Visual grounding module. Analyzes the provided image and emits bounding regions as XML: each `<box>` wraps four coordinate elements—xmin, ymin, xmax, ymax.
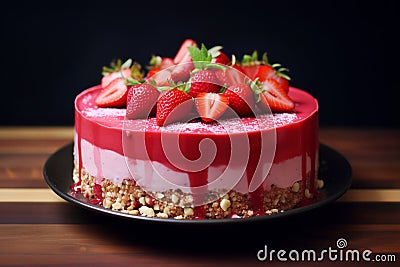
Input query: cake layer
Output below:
<box><xmin>74</xmin><ymin>86</ymin><xmax>318</xmax><ymax>208</ymax></box>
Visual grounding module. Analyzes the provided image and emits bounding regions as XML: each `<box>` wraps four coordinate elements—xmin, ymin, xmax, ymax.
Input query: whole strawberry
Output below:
<box><xmin>126</xmin><ymin>83</ymin><xmax>160</xmax><ymax>119</ymax></box>
<box><xmin>189</xmin><ymin>69</ymin><xmax>221</xmax><ymax>97</ymax></box>
<box><xmin>186</xmin><ymin>44</ymin><xmax>225</xmax><ymax>97</ymax></box>
<box><xmin>223</xmin><ymin>83</ymin><xmax>256</xmax><ymax>116</ymax></box>
<box><xmin>156</xmin><ymin>88</ymin><xmax>193</xmax><ymax>126</ymax></box>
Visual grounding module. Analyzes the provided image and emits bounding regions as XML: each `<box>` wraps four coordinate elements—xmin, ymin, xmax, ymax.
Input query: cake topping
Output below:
<box><xmin>257</xmin><ymin>78</ymin><xmax>295</xmax><ymax>112</ymax></box>
<box><xmin>194</xmin><ymin>92</ymin><xmax>229</xmax><ymax>123</ymax></box>
<box><xmin>95</xmin><ymin>77</ymin><xmax>128</xmax><ymax>108</ymax></box>
<box><xmin>156</xmin><ymin>87</ymin><xmax>193</xmax><ymax>126</ymax></box>
<box><xmin>93</xmin><ymin>39</ymin><xmax>297</xmax><ymax>124</ymax></box>
<box><xmin>126</xmin><ymin>83</ymin><xmax>160</xmax><ymax>119</ymax></box>
<box><xmin>223</xmin><ymin>82</ymin><xmax>256</xmax><ymax>116</ymax></box>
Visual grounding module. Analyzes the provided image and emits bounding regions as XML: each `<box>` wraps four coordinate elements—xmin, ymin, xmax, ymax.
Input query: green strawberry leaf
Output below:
<box><xmin>188</xmin><ymin>43</ymin><xmax>212</xmax><ymax>70</ymax></box>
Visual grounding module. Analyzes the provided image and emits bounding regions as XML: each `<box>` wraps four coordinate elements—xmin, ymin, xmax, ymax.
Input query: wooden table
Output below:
<box><xmin>0</xmin><ymin>127</ymin><xmax>399</xmax><ymax>266</ymax></box>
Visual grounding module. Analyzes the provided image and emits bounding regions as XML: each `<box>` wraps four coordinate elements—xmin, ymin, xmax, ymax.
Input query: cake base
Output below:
<box><xmin>71</xmin><ymin>164</ymin><xmax>323</xmax><ymax>219</ymax></box>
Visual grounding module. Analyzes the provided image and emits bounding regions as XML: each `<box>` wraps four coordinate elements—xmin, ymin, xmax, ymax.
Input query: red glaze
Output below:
<box><xmin>74</xmin><ymin>86</ymin><xmax>319</xmax><ymax>209</ymax></box>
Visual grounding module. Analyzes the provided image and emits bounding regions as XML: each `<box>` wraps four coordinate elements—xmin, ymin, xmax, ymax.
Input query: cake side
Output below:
<box><xmin>72</xmin><ymin>86</ymin><xmax>320</xmax><ymax>219</ymax></box>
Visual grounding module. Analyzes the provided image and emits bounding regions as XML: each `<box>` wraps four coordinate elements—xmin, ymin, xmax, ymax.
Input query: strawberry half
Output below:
<box><xmin>95</xmin><ymin>77</ymin><xmax>128</xmax><ymax>108</ymax></box>
<box><xmin>126</xmin><ymin>83</ymin><xmax>160</xmax><ymax>119</ymax></box>
<box><xmin>101</xmin><ymin>59</ymin><xmax>136</xmax><ymax>88</ymax></box>
<box><xmin>156</xmin><ymin>88</ymin><xmax>193</xmax><ymax>126</ymax></box>
<box><xmin>101</xmin><ymin>68</ymin><xmax>131</xmax><ymax>88</ymax></box>
<box><xmin>195</xmin><ymin>92</ymin><xmax>229</xmax><ymax>123</ymax></box>
<box><xmin>223</xmin><ymin>83</ymin><xmax>256</xmax><ymax>116</ymax></box>
<box><xmin>174</xmin><ymin>39</ymin><xmax>197</xmax><ymax>64</ymax></box>
<box><xmin>254</xmin><ymin>65</ymin><xmax>290</xmax><ymax>93</ymax></box>
<box><xmin>258</xmin><ymin>78</ymin><xmax>294</xmax><ymax>112</ymax></box>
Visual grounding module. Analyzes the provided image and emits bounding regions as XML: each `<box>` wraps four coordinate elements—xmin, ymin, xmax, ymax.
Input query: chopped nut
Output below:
<box><xmin>171</xmin><ymin>194</ymin><xmax>179</xmax><ymax>204</ymax></box>
<box><xmin>112</xmin><ymin>202</ymin><xmax>122</xmax><ymax>210</ymax></box>
<box><xmin>184</xmin><ymin>207</ymin><xmax>194</xmax><ymax>217</ymax></box>
<box><xmin>163</xmin><ymin>206</ymin><xmax>170</xmax><ymax>215</ymax></box>
<box><xmin>174</xmin><ymin>215</ymin><xmax>183</xmax><ymax>219</ymax></box>
<box><xmin>316</xmin><ymin>179</ymin><xmax>324</xmax><ymax>189</ymax></box>
<box><xmin>155</xmin><ymin>192</ymin><xmax>164</xmax><ymax>199</ymax></box>
<box><xmin>292</xmin><ymin>182</ymin><xmax>300</xmax><ymax>193</ymax></box>
<box><xmin>220</xmin><ymin>199</ymin><xmax>231</xmax><ymax>211</ymax></box>
<box><xmin>156</xmin><ymin>212</ymin><xmax>168</xmax><ymax>219</ymax></box>
<box><xmin>139</xmin><ymin>196</ymin><xmax>145</xmax><ymax>205</ymax></box>
<box><xmin>305</xmin><ymin>189</ymin><xmax>313</xmax><ymax>199</ymax></box>
<box><xmin>138</xmin><ymin>206</ymin><xmax>155</xmax><ymax>217</ymax></box>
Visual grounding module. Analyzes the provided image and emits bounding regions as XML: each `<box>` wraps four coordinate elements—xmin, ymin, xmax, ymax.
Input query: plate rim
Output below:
<box><xmin>43</xmin><ymin>143</ymin><xmax>352</xmax><ymax>225</ymax></box>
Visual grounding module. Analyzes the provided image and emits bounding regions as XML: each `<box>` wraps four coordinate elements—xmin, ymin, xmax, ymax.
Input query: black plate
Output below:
<box><xmin>43</xmin><ymin>143</ymin><xmax>352</xmax><ymax>225</ymax></box>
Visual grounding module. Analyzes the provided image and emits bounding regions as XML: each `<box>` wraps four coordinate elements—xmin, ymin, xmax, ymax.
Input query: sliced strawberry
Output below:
<box><xmin>254</xmin><ymin>65</ymin><xmax>275</xmax><ymax>82</ymax></box>
<box><xmin>241</xmin><ymin>65</ymin><xmax>259</xmax><ymax>80</ymax></box>
<box><xmin>258</xmin><ymin>78</ymin><xmax>294</xmax><ymax>112</ymax></box>
<box><xmin>174</xmin><ymin>39</ymin><xmax>197</xmax><ymax>64</ymax></box>
<box><xmin>147</xmin><ymin>67</ymin><xmax>161</xmax><ymax>78</ymax></box>
<box><xmin>95</xmin><ymin>78</ymin><xmax>128</xmax><ymax>108</ymax></box>
<box><xmin>195</xmin><ymin>92</ymin><xmax>229</xmax><ymax>123</ymax></box>
<box><xmin>189</xmin><ymin>70</ymin><xmax>221</xmax><ymax>97</ymax></box>
<box><xmin>156</xmin><ymin>89</ymin><xmax>193</xmax><ymax>126</ymax></box>
<box><xmin>274</xmin><ymin>75</ymin><xmax>290</xmax><ymax>94</ymax></box>
<box><xmin>223</xmin><ymin>83</ymin><xmax>256</xmax><ymax>116</ymax></box>
<box><xmin>254</xmin><ymin>65</ymin><xmax>290</xmax><ymax>93</ymax></box>
<box><xmin>147</xmin><ymin>57</ymin><xmax>175</xmax><ymax>79</ymax></box>
<box><xmin>126</xmin><ymin>83</ymin><xmax>160</xmax><ymax>119</ymax></box>
<box><xmin>159</xmin><ymin>57</ymin><xmax>175</xmax><ymax>69</ymax></box>
<box><xmin>101</xmin><ymin>68</ymin><xmax>131</xmax><ymax>88</ymax></box>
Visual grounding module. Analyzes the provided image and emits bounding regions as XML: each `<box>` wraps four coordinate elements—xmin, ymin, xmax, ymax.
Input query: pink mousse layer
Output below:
<box><xmin>74</xmin><ymin>86</ymin><xmax>319</xmax><ymax>199</ymax></box>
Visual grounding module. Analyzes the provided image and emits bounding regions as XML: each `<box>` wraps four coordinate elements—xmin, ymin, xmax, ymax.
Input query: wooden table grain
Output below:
<box><xmin>0</xmin><ymin>127</ymin><xmax>399</xmax><ymax>266</ymax></box>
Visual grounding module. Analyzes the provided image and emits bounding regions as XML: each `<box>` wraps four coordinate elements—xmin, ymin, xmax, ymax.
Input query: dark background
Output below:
<box><xmin>1</xmin><ymin>0</ymin><xmax>398</xmax><ymax>127</ymax></box>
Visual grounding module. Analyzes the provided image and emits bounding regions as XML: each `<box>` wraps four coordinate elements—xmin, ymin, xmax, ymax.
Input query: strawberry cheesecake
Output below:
<box><xmin>72</xmin><ymin>39</ymin><xmax>322</xmax><ymax>219</ymax></box>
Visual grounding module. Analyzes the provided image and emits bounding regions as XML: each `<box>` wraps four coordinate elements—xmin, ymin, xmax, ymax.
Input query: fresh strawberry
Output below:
<box><xmin>240</xmin><ymin>51</ymin><xmax>290</xmax><ymax>93</ymax></box>
<box><xmin>211</xmin><ymin>51</ymin><xmax>231</xmax><ymax>65</ymax></box>
<box><xmin>254</xmin><ymin>65</ymin><xmax>290</xmax><ymax>93</ymax></box>
<box><xmin>95</xmin><ymin>77</ymin><xmax>128</xmax><ymax>108</ymax></box>
<box><xmin>147</xmin><ymin>67</ymin><xmax>161</xmax><ymax>78</ymax></box>
<box><xmin>241</xmin><ymin>65</ymin><xmax>259</xmax><ymax>80</ymax></box>
<box><xmin>101</xmin><ymin>68</ymin><xmax>131</xmax><ymax>88</ymax></box>
<box><xmin>156</xmin><ymin>88</ymin><xmax>193</xmax><ymax>126</ymax></box>
<box><xmin>223</xmin><ymin>83</ymin><xmax>256</xmax><ymax>116</ymax></box>
<box><xmin>195</xmin><ymin>92</ymin><xmax>229</xmax><ymax>123</ymax></box>
<box><xmin>258</xmin><ymin>78</ymin><xmax>294</xmax><ymax>112</ymax></box>
<box><xmin>171</xmin><ymin>61</ymin><xmax>194</xmax><ymax>83</ymax></box>
<box><xmin>274</xmin><ymin>75</ymin><xmax>290</xmax><ymax>94</ymax></box>
<box><xmin>189</xmin><ymin>70</ymin><xmax>221</xmax><ymax>97</ymax></box>
<box><xmin>101</xmin><ymin>59</ymin><xmax>135</xmax><ymax>88</ymax></box>
<box><xmin>254</xmin><ymin>65</ymin><xmax>275</xmax><ymax>82</ymax></box>
<box><xmin>174</xmin><ymin>39</ymin><xmax>197</xmax><ymax>64</ymax></box>
<box><xmin>215</xmin><ymin>64</ymin><xmax>248</xmax><ymax>87</ymax></box>
<box><xmin>146</xmin><ymin>56</ymin><xmax>175</xmax><ymax>78</ymax></box>
<box><xmin>126</xmin><ymin>83</ymin><xmax>160</xmax><ymax>119</ymax></box>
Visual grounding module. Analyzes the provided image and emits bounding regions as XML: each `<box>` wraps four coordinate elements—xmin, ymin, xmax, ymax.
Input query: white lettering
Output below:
<box><xmin>362</xmin><ymin>250</ymin><xmax>372</xmax><ymax>261</ymax></box>
<box><xmin>277</xmin><ymin>250</ymin><xmax>287</xmax><ymax>261</ymax></box>
<box><xmin>257</xmin><ymin>245</ymin><xmax>267</xmax><ymax>261</ymax></box>
<box><xmin>288</xmin><ymin>250</ymin><xmax>299</xmax><ymax>261</ymax></box>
